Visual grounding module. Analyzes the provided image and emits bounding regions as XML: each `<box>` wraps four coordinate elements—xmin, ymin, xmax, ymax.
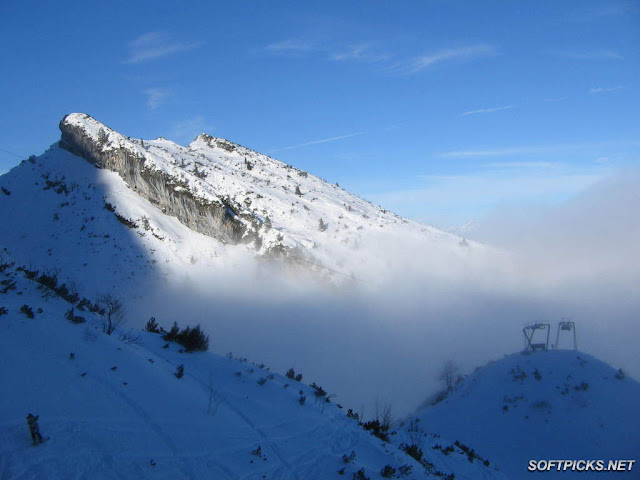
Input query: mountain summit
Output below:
<box><xmin>56</xmin><ymin>113</ymin><xmax>471</xmax><ymax>276</ymax></box>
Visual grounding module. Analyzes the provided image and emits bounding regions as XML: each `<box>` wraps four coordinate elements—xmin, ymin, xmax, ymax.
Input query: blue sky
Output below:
<box><xmin>1</xmin><ymin>0</ymin><xmax>638</xmax><ymax>228</ymax></box>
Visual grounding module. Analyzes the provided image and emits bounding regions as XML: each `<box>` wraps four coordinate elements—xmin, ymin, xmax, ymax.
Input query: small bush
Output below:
<box><xmin>298</xmin><ymin>395</ymin><xmax>306</xmax><ymax>405</ymax></box>
<box><xmin>97</xmin><ymin>128</ymin><xmax>109</xmax><ymax>145</ymax></box>
<box><xmin>0</xmin><ymin>259</ymin><xmax>12</xmax><ymax>273</ymax></box>
<box><xmin>0</xmin><ymin>306</ymin><xmax>8</xmax><ymax>315</ymax></box>
<box><xmin>36</xmin><ymin>272</ymin><xmax>58</xmax><ymax>290</ymax></box>
<box><xmin>310</xmin><ymin>382</ymin><xmax>327</xmax><ymax>398</ymax></box>
<box><xmin>162</xmin><ymin>322</ymin><xmax>209</xmax><ymax>352</ymax></box>
<box><xmin>342</xmin><ymin>451</ymin><xmax>356</xmax><ymax>464</ymax></box>
<box><xmin>114</xmin><ymin>213</ymin><xmax>137</xmax><ymax>229</ymax></box>
<box><xmin>285</xmin><ymin>368</ymin><xmax>303</xmax><ymax>382</ymax></box>
<box><xmin>430</xmin><ymin>388</ymin><xmax>450</xmax><ymax>405</ymax></box>
<box><xmin>0</xmin><ymin>279</ymin><xmax>16</xmax><ymax>294</ymax></box>
<box><xmin>401</xmin><ymin>443</ymin><xmax>423</xmax><ymax>463</ymax></box>
<box><xmin>20</xmin><ymin>305</ymin><xmax>34</xmax><ymax>318</ymax></box>
<box><xmin>145</xmin><ymin>317</ymin><xmax>161</xmax><ymax>333</ymax></box>
<box><xmin>453</xmin><ymin>440</ymin><xmax>489</xmax><ymax>466</ymax></box>
<box><xmin>163</xmin><ymin>321</ymin><xmax>180</xmax><ymax>341</ymax></box>
<box><xmin>175</xmin><ymin>365</ymin><xmax>184</xmax><ymax>379</ymax></box>
<box><xmin>352</xmin><ymin>468</ymin><xmax>369</xmax><ymax>480</ymax></box>
<box><xmin>574</xmin><ymin>381</ymin><xmax>589</xmax><ymax>391</ymax></box>
<box><xmin>380</xmin><ymin>465</ymin><xmax>396</xmax><ymax>478</ymax></box>
<box><xmin>56</xmin><ymin>283</ymin><xmax>79</xmax><ymax>304</ymax></box>
<box><xmin>362</xmin><ymin>419</ymin><xmax>390</xmax><ymax>442</ymax></box>
<box><xmin>140</xmin><ymin>216</ymin><xmax>151</xmax><ymax>231</ymax></box>
<box><xmin>510</xmin><ymin>366</ymin><xmax>527</xmax><ymax>381</ymax></box>
<box><xmin>175</xmin><ymin>324</ymin><xmax>209</xmax><ymax>352</ymax></box>
<box><xmin>615</xmin><ymin>368</ymin><xmax>625</xmax><ymax>380</ymax></box>
<box><xmin>20</xmin><ymin>267</ymin><xmax>38</xmax><ymax>280</ymax></box>
<box><xmin>97</xmin><ymin>294</ymin><xmax>125</xmax><ymax>335</ymax></box>
<box><xmin>65</xmin><ymin>308</ymin><xmax>86</xmax><ymax>324</ymax></box>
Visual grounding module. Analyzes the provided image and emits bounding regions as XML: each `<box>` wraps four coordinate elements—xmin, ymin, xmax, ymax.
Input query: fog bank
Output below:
<box><xmin>128</xmin><ymin>168</ymin><xmax>640</xmax><ymax>418</ymax></box>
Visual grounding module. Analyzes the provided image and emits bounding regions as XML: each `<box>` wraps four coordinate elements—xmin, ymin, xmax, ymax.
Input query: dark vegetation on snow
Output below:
<box><xmin>144</xmin><ymin>317</ymin><xmax>209</xmax><ymax>352</ymax></box>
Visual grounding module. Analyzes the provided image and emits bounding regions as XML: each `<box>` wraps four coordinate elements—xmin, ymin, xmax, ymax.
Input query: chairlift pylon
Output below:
<box><xmin>523</xmin><ymin>323</ymin><xmax>551</xmax><ymax>352</ymax></box>
<box><xmin>556</xmin><ymin>319</ymin><xmax>577</xmax><ymax>350</ymax></box>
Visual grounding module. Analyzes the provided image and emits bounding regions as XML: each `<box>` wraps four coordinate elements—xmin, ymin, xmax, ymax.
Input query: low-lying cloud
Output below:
<box><xmin>126</xmin><ymin>167</ymin><xmax>639</xmax><ymax>419</ymax></box>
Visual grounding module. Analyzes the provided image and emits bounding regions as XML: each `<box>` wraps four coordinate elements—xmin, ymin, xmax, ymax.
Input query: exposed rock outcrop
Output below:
<box><xmin>59</xmin><ymin>114</ymin><xmax>246</xmax><ymax>244</ymax></box>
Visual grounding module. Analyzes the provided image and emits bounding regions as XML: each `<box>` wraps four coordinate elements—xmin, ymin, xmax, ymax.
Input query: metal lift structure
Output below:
<box><xmin>523</xmin><ymin>323</ymin><xmax>551</xmax><ymax>352</ymax></box>
<box><xmin>555</xmin><ymin>319</ymin><xmax>577</xmax><ymax>350</ymax></box>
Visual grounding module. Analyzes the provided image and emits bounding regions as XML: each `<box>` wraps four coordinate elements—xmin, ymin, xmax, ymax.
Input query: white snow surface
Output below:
<box><xmin>405</xmin><ymin>350</ymin><xmax>640</xmax><ymax>479</ymax></box>
<box><xmin>61</xmin><ymin>113</ymin><xmax>481</xmax><ymax>280</ymax></box>
<box><xmin>0</xmin><ymin>261</ymin><xmax>503</xmax><ymax>479</ymax></box>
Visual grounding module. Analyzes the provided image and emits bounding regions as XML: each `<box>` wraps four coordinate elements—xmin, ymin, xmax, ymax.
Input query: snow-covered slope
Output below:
<box><xmin>0</xmin><ymin>112</ymin><xmax>493</xmax><ymax>306</ymax></box>
<box><xmin>405</xmin><ymin>350</ymin><xmax>640</xmax><ymax>479</ymax></box>
<box><xmin>0</xmin><ymin>114</ymin><xmax>507</xmax><ymax>422</ymax></box>
<box><xmin>0</xmin><ymin>258</ymin><xmax>502</xmax><ymax>480</ymax></box>
<box><xmin>0</xmin><ymin>141</ymin><xmax>246</xmax><ymax>299</ymax></box>
<box><xmin>57</xmin><ymin>113</ymin><xmax>476</xmax><ymax>279</ymax></box>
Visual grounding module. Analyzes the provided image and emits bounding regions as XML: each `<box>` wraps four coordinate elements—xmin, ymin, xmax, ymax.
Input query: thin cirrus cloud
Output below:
<box><xmin>551</xmin><ymin>49</ymin><xmax>622</xmax><ymax>60</ymax></box>
<box><xmin>263</xmin><ymin>39</ymin><xmax>316</xmax><ymax>55</ymax></box>
<box><xmin>271</xmin><ymin>131</ymin><xmax>365</xmax><ymax>153</ymax></box>
<box><xmin>482</xmin><ymin>161</ymin><xmax>561</xmax><ymax>169</ymax></box>
<box><xmin>589</xmin><ymin>86</ymin><xmax>624</xmax><ymax>94</ymax></box>
<box><xmin>264</xmin><ymin>39</ymin><xmax>388</xmax><ymax>63</ymax></box>
<box><xmin>439</xmin><ymin>145</ymin><xmax>557</xmax><ymax>158</ymax></box>
<box><xmin>329</xmin><ymin>44</ymin><xmax>390</xmax><ymax>63</ymax></box>
<box><xmin>387</xmin><ymin>44</ymin><xmax>496</xmax><ymax>75</ymax></box>
<box><xmin>262</xmin><ymin>39</ymin><xmax>494</xmax><ymax>73</ymax></box>
<box><xmin>543</xmin><ymin>96</ymin><xmax>568</xmax><ymax>103</ymax></box>
<box><xmin>570</xmin><ymin>2</ymin><xmax>638</xmax><ymax>22</ymax></box>
<box><xmin>462</xmin><ymin>104</ymin><xmax>516</xmax><ymax>116</ymax></box>
<box><xmin>438</xmin><ymin>140</ymin><xmax>640</xmax><ymax>159</ymax></box>
<box><xmin>126</xmin><ymin>32</ymin><xmax>205</xmax><ymax>64</ymax></box>
<box><xmin>143</xmin><ymin>88</ymin><xmax>170</xmax><ymax>110</ymax></box>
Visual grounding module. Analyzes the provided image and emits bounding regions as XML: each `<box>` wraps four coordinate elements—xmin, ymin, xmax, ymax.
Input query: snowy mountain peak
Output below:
<box><xmin>53</xmin><ymin>113</ymin><xmax>475</xmax><ymax>280</ymax></box>
<box><xmin>189</xmin><ymin>133</ymin><xmax>244</xmax><ymax>153</ymax></box>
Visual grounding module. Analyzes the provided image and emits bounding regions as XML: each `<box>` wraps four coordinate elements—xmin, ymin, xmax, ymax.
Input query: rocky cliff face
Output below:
<box><xmin>59</xmin><ymin>114</ymin><xmax>247</xmax><ymax>245</ymax></box>
<box><xmin>54</xmin><ymin>113</ymin><xmax>470</xmax><ymax>279</ymax></box>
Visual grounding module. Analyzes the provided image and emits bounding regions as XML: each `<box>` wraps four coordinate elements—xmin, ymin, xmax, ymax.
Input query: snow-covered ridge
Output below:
<box><xmin>59</xmin><ymin>113</ymin><xmax>471</xmax><ymax>272</ymax></box>
<box><xmin>60</xmin><ymin>113</ymin><xmax>249</xmax><ymax>245</ymax></box>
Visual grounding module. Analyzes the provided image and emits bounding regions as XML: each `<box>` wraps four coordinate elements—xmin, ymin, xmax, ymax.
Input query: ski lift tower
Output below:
<box><xmin>556</xmin><ymin>319</ymin><xmax>577</xmax><ymax>350</ymax></box>
<box><xmin>523</xmin><ymin>323</ymin><xmax>551</xmax><ymax>352</ymax></box>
